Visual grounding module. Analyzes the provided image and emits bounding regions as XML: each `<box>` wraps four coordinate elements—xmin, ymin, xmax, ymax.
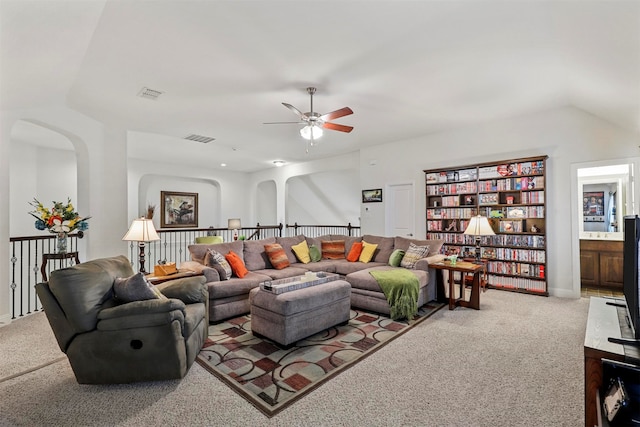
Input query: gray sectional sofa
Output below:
<box><xmin>181</xmin><ymin>234</ymin><xmax>445</xmax><ymax>323</ymax></box>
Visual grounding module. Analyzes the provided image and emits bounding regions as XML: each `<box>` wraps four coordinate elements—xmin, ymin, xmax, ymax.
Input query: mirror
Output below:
<box><xmin>577</xmin><ymin>163</ymin><xmax>634</xmax><ymax>240</ymax></box>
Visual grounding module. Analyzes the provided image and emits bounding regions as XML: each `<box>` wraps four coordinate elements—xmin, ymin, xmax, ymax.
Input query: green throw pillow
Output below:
<box><xmin>389</xmin><ymin>249</ymin><xmax>406</xmax><ymax>267</ymax></box>
<box><xmin>309</xmin><ymin>244</ymin><xmax>322</xmax><ymax>262</ymax></box>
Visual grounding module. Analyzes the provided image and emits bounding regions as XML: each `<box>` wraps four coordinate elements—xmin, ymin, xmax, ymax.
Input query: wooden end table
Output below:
<box><xmin>41</xmin><ymin>252</ymin><xmax>81</xmax><ymax>282</ymax></box>
<box><xmin>145</xmin><ymin>269</ymin><xmax>197</xmax><ymax>285</ymax></box>
<box><xmin>430</xmin><ymin>260</ymin><xmax>486</xmax><ymax>310</ymax></box>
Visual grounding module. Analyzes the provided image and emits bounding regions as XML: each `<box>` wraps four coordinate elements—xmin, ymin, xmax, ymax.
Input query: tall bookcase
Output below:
<box><xmin>424</xmin><ymin>155</ymin><xmax>548</xmax><ymax>296</ymax></box>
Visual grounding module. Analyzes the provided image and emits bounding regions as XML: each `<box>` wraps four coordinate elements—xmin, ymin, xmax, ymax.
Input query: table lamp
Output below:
<box><xmin>228</xmin><ymin>218</ymin><xmax>241</xmax><ymax>240</ymax></box>
<box><xmin>463</xmin><ymin>215</ymin><xmax>495</xmax><ymax>264</ymax></box>
<box><xmin>123</xmin><ymin>217</ymin><xmax>160</xmax><ymax>274</ymax></box>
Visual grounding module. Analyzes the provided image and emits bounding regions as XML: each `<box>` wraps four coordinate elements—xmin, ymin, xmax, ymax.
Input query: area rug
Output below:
<box><xmin>196</xmin><ymin>301</ymin><xmax>444</xmax><ymax>417</ymax></box>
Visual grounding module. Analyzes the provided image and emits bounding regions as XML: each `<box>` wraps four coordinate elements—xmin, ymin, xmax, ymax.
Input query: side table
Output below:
<box><xmin>41</xmin><ymin>252</ymin><xmax>81</xmax><ymax>282</ymax></box>
<box><xmin>146</xmin><ymin>269</ymin><xmax>197</xmax><ymax>285</ymax></box>
<box><xmin>430</xmin><ymin>260</ymin><xmax>486</xmax><ymax>310</ymax></box>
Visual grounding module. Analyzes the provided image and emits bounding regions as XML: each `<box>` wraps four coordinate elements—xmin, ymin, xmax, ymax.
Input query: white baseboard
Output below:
<box><xmin>549</xmin><ymin>288</ymin><xmax>580</xmax><ymax>299</ymax></box>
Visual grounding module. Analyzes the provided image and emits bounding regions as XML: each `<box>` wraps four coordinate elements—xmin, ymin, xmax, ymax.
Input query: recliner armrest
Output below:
<box><xmin>98</xmin><ymin>298</ymin><xmax>186</xmax><ymax>320</ymax></box>
<box><xmin>156</xmin><ymin>276</ymin><xmax>208</xmax><ymax>304</ymax></box>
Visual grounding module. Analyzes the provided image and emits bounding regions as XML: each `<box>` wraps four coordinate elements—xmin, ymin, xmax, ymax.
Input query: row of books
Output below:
<box><xmin>426</xmin><ymin>181</ymin><xmax>478</xmax><ymax>195</ymax></box>
<box><xmin>426</xmin><ymin>207</ymin><xmax>476</xmax><ymax>219</ymax></box>
<box><xmin>425</xmin><ymin>168</ymin><xmax>478</xmax><ymax>184</ymax></box>
<box><xmin>478</xmin><ymin>160</ymin><xmax>545</xmax><ymax>179</ymax></box>
<box><xmin>482</xmin><ymin>247</ymin><xmax>546</xmax><ymax>263</ymax></box>
<box><xmin>487</xmin><ymin>275</ymin><xmax>547</xmax><ymax>293</ymax></box>
<box><xmin>432</xmin><ymin>233</ymin><xmax>546</xmax><ymax>248</ymax></box>
<box><xmin>427</xmin><ymin>219</ymin><xmax>471</xmax><ymax>232</ymax></box>
<box><xmin>521</xmin><ymin>191</ymin><xmax>544</xmax><ymax>204</ymax></box>
<box><xmin>478</xmin><ymin>176</ymin><xmax>544</xmax><ymax>191</ymax></box>
<box><xmin>486</xmin><ymin>261</ymin><xmax>545</xmax><ymax>278</ymax></box>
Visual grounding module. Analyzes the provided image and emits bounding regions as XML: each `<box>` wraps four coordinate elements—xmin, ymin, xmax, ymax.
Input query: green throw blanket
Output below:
<box><xmin>369</xmin><ymin>269</ymin><xmax>419</xmax><ymax>321</ymax></box>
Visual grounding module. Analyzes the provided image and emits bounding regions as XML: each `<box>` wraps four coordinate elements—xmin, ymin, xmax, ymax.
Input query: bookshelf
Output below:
<box><xmin>425</xmin><ymin>155</ymin><xmax>548</xmax><ymax>296</ymax></box>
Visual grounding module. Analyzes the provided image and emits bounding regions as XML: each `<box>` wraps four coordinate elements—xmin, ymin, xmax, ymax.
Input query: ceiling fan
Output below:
<box><xmin>264</xmin><ymin>87</ymin><xmax>354</xmax><ymax>151</ymax></box>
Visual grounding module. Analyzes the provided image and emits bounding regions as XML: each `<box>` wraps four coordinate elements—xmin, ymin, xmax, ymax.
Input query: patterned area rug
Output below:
<box><xmin>196</xmin><ymin>301</ymin><xmax>444</xmax><ymax>416</ymax></box>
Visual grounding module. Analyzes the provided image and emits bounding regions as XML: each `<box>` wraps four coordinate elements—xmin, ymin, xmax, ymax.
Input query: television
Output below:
<box><xmin>609</xmin><ymin>215</ymin><xmax>640</xmax><ymax>345</ymax></box>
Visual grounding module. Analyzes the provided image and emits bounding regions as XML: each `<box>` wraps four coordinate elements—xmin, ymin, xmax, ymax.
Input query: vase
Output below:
<box><xmin>56</xmin><ymin>232</ymin><xmax>68</xmax><ymax>253</ymax></box>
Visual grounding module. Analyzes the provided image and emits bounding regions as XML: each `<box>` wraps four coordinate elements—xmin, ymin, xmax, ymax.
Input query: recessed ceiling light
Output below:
<box><xmin>273</xmin><ymin>160</ymin><xmax>286</xmax><ymax>167</ymax></box>
<box><xmin>220</xmin><ymin>163</ymin><xmax>227</xmax><ymax>167</ymax></box>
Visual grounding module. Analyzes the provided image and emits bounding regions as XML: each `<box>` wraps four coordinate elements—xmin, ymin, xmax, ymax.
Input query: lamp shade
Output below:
<box><xmin>228</xmin><ymin>218</ymin><xmax>241</xmax><ymax>230</ymax></box>
<box><xmin>463</xmin><ymin>215</ymin><xmax>495</xmax><ymax>236</ymax></box>
<box><xmin>300</xmin><ymin>125</ymin><xmax>323</xmax><ymax>140</ymax></box>
<box><xmin>123</xmin><ymin>217</ymin><xmax>160</xmax><ymax>242</ymax></box>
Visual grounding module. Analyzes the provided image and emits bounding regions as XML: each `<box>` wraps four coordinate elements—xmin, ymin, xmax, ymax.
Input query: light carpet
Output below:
<box><xmin>0</xmin><ymin>290</ymin><xmax>589</xmax><ymax>426</ymax></box>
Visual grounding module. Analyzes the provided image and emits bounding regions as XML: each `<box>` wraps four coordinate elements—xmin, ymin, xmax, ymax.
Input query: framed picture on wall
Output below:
<box><xmin>362</xmin><ymin>189</ymin><xmax>383</xmax><ymax>203</ymax></box>
<box><xmin>583</xmin><ymin>191</ymin><xmax>605</xmax><ymax>222</ymax></box>
<box><xmin>161</xmin><ymin>191</ymin><xmax>198</xmax><ymax>228</ymax></box>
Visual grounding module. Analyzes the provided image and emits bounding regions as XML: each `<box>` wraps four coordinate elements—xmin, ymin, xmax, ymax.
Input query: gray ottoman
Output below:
<box><xmin>249</xmin><ymin>280</ymin><xmax>351</xmax><ymax>346</ymax></box>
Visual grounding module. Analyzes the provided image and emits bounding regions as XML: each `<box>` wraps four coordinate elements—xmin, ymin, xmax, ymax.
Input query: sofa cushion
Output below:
<box><xmin>359</xmin><ymin>241</ymin><xmax>378</xmax><ymax>263</ymax></box>
<box><xmin>361</xmin><ymin>235</ymin><xmax>395</xmax><ymax>263</ymax></box>
<box><xmin>400</xmin><ymin>243</ymin><xmax>430</xmax><ymax>269</ymax></box>
<box><xmin>346</xmin><ymin>242</ymin><xmax>363</xmax><ymax>262</ymax></box>
<box><xmin>252</xmin><ymin>266</ymin><xmax>309</xmax><ymax>280</ymax></box>
<box><xmin>346</xmin><ymin>265</ymin><xmax>429</xmax><ymax>293</ymax></box>
<box><xmin>189</xmin><ymin>241</ymin><xmax>244</xmax><ymax>264</ymax></box>
<box><xmin>291</xmin><ymin>240</ymin><xmax>311</xmax><ymax>264</ymax></box>
<box><xmin>206</xmin><ymin>272</ymin><xmax>269</xmax><ymax>299</ymax></box>
<box><xmin>264</xmin><ymin>243</ymin><xmax>290</xmax><ymax>270</ymax></box>
<box><xmin>114</xmin><ymin>272</ymin><xmax>165</xmax><ymax>303</ymax></box>
<box><xmin>389</xmin><ymin>249</ymin><xmax>406</xmax><ymax>267</ymax></box>
<box><xmin>243</xmin><ymin>237</ymin><xmax>276</xmax><ymax>271</ymax></box>
<box><xmin>309</xmin><ymin>244</ymin><xmax>322</xmax><ymax>262</ymax></box>
<box><xmin>321</xmin><ymin>240</ymin><xmax>346</xmax><ymax>260</ymax></box>
<box><xmin>204</xmin><ymin>249</ymin><xmax>232</xmax><ymax>280</ymax></box>
<box><xmin>276</xmin><ymin>235</ymin><xmax>306</xmax><ymax>264</ymax></box>
<box><xmin>394</xmin><ymin>236</ymin><xmax>445</xmax><ymax>256</ymax></box>
<box><xmin>225</xmin><ymin>251</ymin><xmax>249</xmax><ymax>278</ymax></box>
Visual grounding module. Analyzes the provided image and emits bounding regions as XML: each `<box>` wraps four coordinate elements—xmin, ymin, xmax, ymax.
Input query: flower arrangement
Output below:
<box><xmin>29</xmin><ymin>198</ymin><xmax>90</xmax><ymax>235</ymax></box>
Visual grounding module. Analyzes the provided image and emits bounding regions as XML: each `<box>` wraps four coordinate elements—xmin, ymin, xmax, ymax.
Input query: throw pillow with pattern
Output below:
<box><xmin>264</xmin><ymin>243</ymin><xmax>291</xmax><ymax>270</ymax></box>
<box><xmin>321</xmin><ymin>240</ymin><xmax>346</xmax><ymax>260</ymax></box>
<box><xmin>400</xmin><ymin>243</ymin><xmax>430</xmax><ymax>269</ymax></box>
<box><xmin>204</xmin><ymin>249</ymin><xmax>232</xmax><ymax>280</ymax></box>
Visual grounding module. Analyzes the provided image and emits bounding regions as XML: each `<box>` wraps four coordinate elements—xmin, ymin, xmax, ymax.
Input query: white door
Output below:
<box><xmin>386</xmin><ymin>183</ymin><xmax>415</xmax><ymax>238</ymax></box>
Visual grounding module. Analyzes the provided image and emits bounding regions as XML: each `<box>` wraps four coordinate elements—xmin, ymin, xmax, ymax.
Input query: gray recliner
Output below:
<box><xmin>35</xmin><ymin>255</ymin><xmax>208</xmax><ymax>384</ymax></box>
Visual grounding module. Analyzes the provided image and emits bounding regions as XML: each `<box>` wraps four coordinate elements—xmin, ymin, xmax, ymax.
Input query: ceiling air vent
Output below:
<box><xmin>137</xmin><ymin>87</ymin><xmax>164</xmax><ymax>100</ymax></box>
<box><xmin>184</xmin><ymin>134</ymin><xmax>215</xmax><ymax>144</ymax></box>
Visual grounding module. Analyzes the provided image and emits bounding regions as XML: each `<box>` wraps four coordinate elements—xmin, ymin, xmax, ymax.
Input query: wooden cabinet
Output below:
<box><xmin>580</xmin><ymin>240</ymin><xmax>623</xmax><ymax>289</ymax></box>
<box><xmin>424</xmin><ymin>156</ymin><xmax>548</xmax><ymax>296</ymax></box>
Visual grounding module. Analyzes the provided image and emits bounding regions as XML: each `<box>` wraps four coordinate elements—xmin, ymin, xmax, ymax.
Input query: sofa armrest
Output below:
<box><xmin>156</xmin><ymin>276</ymin><xmax>208</xmax><ymax>304</ymax></box>
<box><xmin>413</xmin><ymin>254</ymin><xmax>447</xmax><ymax>271</ymax></box>
<box><xmin>181</xmin><ymin>261</ymin><xmax>220</xmax><ymax>282</ymax></box>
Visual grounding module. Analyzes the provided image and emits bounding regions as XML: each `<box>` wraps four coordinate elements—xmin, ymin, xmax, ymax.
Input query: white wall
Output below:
<box><xmin>256</xmin><ymin>180</ymin><xmax>277</xmax><ymax>225</ymax></box>
<box><xmin>285</xmin><ymin>170</ymin><xmax>360</xmax><ymax>225</ymax></box>
<box><xmin>359</xmin><ymin>106</ymin><xmax>640</xmax><ymax>297</ymax></box>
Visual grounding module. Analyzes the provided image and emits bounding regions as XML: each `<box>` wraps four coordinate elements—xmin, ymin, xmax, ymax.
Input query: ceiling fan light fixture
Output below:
<box><xmin>300</xmin><ymin>125</ymin><xmax>323</xmax><ymax>140</ymax></box>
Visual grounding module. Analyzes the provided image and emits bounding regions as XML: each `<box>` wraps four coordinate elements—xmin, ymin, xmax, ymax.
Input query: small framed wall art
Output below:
<box><xmin>362</xmin><ymin>189</ymin><xmax>383</xmax><ymax>203</ymax></box>
<box><xmin>161</xmin><ymin>191</ymin><xmax>198</xmax><ymax>228</ymax></box>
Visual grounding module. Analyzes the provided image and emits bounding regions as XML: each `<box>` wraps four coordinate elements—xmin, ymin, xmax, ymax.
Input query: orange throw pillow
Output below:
<box><xmin>321</xmin><ymin>240</ymin><xmax>346</xmax><ymax>260</ymax></box>
<box><xmin>225</xmin><ymin>251</ymin><xmax>249</xmax><ymax>278</ymax></box>
<box><xmin>264</xmin><ymin>243</ymin><xmax>290</xmax><ymax>270</ymax></box>
<box><xmin>346</xmin><ymin>242</ymin><xmax>363</xmax><ymax>262</ymax></box>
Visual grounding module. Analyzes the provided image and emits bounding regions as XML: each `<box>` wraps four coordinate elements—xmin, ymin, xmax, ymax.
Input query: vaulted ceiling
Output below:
<box><xmin>2</xmin><ymin>1</ymin><xmax>638</xmax><ymax>172</ymax></box>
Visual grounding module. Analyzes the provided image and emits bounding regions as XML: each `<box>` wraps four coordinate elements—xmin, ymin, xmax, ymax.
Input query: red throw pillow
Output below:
<box><xmin>225</xmin><ymin>251</ymin><xmax>249</xmax><ymax>278</ymax></box>
<box><xmin>264</xmin><ymin>243</ymin><xmax>290</xmax><ymax>270</ymax></box>
<box><xmin>346</xmin><ymin>242</ymin><xmax>363</xmax><ymax>262</ymax></box>
<box><xmin>321</xmin><ymin>240</ymin><xmax>346</xmax><ymax>260</ymax></box>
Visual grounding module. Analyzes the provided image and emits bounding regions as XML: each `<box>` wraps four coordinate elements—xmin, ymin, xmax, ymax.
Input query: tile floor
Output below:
<box><xmin>581</xmin><ymin>286</ymin><xmax>624</xmax><ymax>298</ymax></box>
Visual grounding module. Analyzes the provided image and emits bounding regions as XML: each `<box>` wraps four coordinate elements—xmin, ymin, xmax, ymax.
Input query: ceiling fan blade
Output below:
<box><xmin>282</xmin><ymin>102</ymin><xmax>307</xmax><ymax>119</ymax></box>
<box><xmin>263</xmin><ymin>121</ymin><xmax>305</xmax><ymax>125</ymax></box>
<box><xmin>319</xmin><ymin>107</ymin><xmax>353</xmax><ymax>121</ymax></box>
<box><xmin>322</xmin><ymin>122</ymin><xmax>354</xmax><ymax>133</ymax></box>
